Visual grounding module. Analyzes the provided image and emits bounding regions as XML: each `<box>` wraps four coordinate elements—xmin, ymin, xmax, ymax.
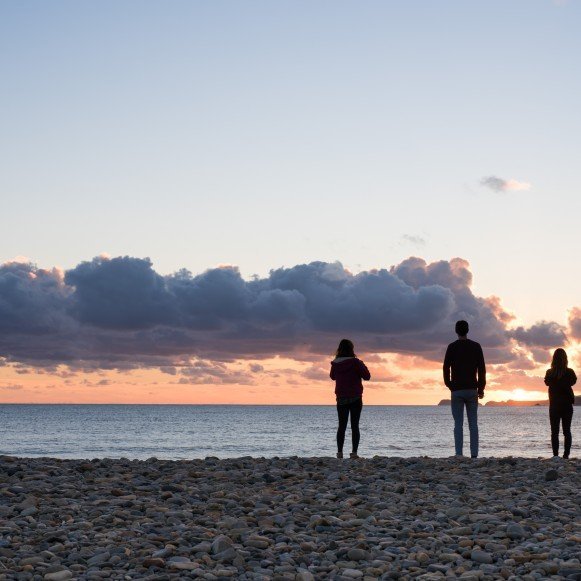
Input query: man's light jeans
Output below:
<box><xmin>451</xmin><ymin>388</ymin><xmax>479</xmax><ymax>457</ymax></box>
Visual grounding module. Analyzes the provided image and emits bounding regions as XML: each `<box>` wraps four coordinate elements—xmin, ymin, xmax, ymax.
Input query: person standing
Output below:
<box><xmin>544</xmin><ymin>348</ymin><xmax>576</xmax><ymax>459</ymax></box>
<box><xmin>443</xmin><ymin>320</ymin><xmax>486</xmax><ymax>458</ymax></box>
<box><xmin>330</xmin><ymin>339</ymin><xmax>371</xmax><ymax>459</ymax></box>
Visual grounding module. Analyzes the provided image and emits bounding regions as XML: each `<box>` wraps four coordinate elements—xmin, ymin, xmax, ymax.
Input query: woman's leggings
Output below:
<box><xmin>550</xmin><ymin>404</ymin><xmax>573</xmax><ymax>457</ymax></box>
<box><xmin>337</xmin><ymin>398</ymin><xmax>363</xmax><ymax>454</ymax></box>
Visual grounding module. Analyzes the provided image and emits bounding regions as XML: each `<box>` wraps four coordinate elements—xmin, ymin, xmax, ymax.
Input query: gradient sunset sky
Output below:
<box><xmin>1</xmin><ymin>1</ymin><xmax>580</xmax><ymax>404</ymax></box>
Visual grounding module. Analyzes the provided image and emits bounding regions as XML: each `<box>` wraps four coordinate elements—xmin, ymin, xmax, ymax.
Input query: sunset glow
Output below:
<box><xmin>1</xmin><ymin>2</ymin><xmax>580</xmax><ymax>405</ymax></box>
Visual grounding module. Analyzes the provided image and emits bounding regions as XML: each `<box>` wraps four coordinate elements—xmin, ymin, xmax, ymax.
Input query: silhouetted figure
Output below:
<box><xmin>544</xmin><ymin>348</ymin><xmax>576</xmax><ymax>459</ymax></box>
<box><xmin>443</xmin><ymin>320</ymin><xmax>486</xmax><ymax>458</ymax></box>
<box><xmin>330</xmin><ymin>339</ymin><xmax>371</xmax><ymax>459</ymax></box>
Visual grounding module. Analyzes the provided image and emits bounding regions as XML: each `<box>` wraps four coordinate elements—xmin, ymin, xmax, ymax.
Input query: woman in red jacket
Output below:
<box><xmin>330</xmin><ymin>339</ymin><xmax>371</xmax><ymax>458</ymax></box>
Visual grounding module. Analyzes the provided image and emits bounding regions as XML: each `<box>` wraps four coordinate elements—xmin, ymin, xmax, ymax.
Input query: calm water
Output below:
<box><xmin>0</xmin><ymin>404</ymin><xmax>567</xmax><ymax>460</ymax></box>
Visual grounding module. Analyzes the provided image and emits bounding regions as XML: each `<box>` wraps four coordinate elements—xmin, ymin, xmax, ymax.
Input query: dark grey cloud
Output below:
<box><xmin>66</xmin><ymin>257</ymin><xmax>175</xmax><ymax>330</ymax></box>
<box><xmin>0</xmin><ymin>255</ymin><xmax>565</xmax><ymax>370</ymax></box>
<box><xmin>0</xmin><ymin>261</ymin><xmax>69</xmax><ymax>334</ymax></box>
<box><xmin>508</xmin><ymin>321</ymin><xmax>567</xmax><ymax>348</ymax></box>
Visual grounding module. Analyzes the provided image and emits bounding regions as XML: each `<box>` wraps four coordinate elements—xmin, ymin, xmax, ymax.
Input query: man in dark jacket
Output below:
<box><xmin>443</xmin><ymin>320</ymin><xmax>486</xmax><ymax>458</ymax></box>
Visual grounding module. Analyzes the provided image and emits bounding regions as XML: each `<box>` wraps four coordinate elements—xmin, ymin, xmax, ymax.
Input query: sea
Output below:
<box><xmin>0</xmin><ymin>404</ymin><xmax>565</xmax><ymax>460</ymax></box>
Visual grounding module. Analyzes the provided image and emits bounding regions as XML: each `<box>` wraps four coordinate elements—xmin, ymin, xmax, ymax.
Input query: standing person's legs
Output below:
<box><xmin>336</xmin><ymin>403</ymin><xmax>350</xmax><ymax>456</ymax></box>
<box><xmin>561</xmin><ymin>405</ymin><xmax>573</xmax><ymax>458</ymax></box>
<box><xmin>349</xmin><ymin>399</ymin><xmax>363</xmax><ymax>455</ymax></box>
<box><xmin>465</xmin><ymin>391</ymin><xmax>479</xmax><ymax>458</ymax></box>
<box><xmin>549</xmin><ymin>406</ymin><xmax>561</xmax><ymax>457</ymax></box>
<box><xmin>451</xmin><ymin>392</ymin><xmax>465</xmax><ymax>456</ymax></box>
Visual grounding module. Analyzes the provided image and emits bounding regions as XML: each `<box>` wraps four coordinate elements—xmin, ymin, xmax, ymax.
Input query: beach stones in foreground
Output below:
<box><xmin>0</xmin><ymin>455</ymin><xmax>579</xmax><ymax>579</ymax></box>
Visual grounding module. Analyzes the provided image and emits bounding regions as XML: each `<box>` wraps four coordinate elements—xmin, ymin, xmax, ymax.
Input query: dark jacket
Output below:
<box><xmin>330</xmin><ymin>357</ymin><xmax>371</xmax><ymax>398</ymax></box>
<box><xmin>544</xmin><ymin>368</ymin><xmax>576</xmax><ymax>406</ymax></box>
<box><xmin>443</xmin><ymin>338</ymin><xmax>486</xmax><ymax>391</ymax></box>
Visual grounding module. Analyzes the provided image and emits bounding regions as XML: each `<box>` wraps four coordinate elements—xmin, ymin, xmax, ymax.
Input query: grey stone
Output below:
<box><xmin>506</xmin><ymin>523</ymin><xmax>526</xmax><ymax>539</ymax></box>
<box><xmin>44</xmin><ymin>572</ymin><xmax>73</xmax><ymax>581</ymax></box>
<box><xmin>20</xmin><ymin>506</ymin><xmax>39</xmax><ymax>517</ymax></box>
<box><xmin>347</xmin><ymin>548</ymin><xmax>370</xmax><ymax>561</ymax></box>
<box><xmin>342</xmin><ymin>569</ymin><xmax>364</xmax><ymax>579</ymax></box>
<box><xmin>86</xmin><ymin>551</ymin><xmax>110</xmax><ymax>567</ymax></box>
<box><xmin>211</xmin><ymin>535</ymin><xmax>233</xmax><ymax>555</ymax></box>
<box><xmin>471</xmin><ymin>550</ymin><xmax>493</xmax><ymax>564</ymax></box>
<box><xmin>192</xmin><ymin>541</ymin><xmax>212</xmax><ymax>553</ymax></box>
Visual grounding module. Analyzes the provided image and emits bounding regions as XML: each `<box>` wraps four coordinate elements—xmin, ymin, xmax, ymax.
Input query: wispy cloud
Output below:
<box><xmin>401</xmin><ymin>234</ymin><xmax>426</xmax><ymax>246</ymax></box>
<box><xmin>480</xmin><ymin>176</ymin><xmax>531</xmax><ymax>192</ymax></box>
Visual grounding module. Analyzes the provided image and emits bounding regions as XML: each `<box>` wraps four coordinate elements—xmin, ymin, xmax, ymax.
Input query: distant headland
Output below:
<box><xmin>438</xmin><ymin>396</ymin><xmax>581</xmax><ymax>407</ymax></box>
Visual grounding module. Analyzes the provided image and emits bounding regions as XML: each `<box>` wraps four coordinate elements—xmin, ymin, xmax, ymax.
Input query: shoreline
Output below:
<box><xmin>1</xmin><ymin>456</ymin><xmax>580</xmax><ymax>580</ymax></box>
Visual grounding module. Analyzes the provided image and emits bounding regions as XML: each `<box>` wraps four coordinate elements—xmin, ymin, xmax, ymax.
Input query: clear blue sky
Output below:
<box><xmin>1</xmin><ymin>0</ymin><xmax>580</xmax><ymax>324</ymax></box>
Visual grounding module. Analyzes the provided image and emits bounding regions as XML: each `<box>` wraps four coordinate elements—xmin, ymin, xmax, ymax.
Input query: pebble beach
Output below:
<box><xmin>0</xmin><ymin>455</ymin><xmax>579</xmax><ymax>580</ymax></box>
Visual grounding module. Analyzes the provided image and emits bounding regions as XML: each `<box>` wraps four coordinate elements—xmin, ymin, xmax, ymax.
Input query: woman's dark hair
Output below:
<box><xmin>549</xmin><ymin>348</ymin><xmax>568</xmax><ymax>379</ymax></box>
<box><xmin>336</xmin><ymin>339</ymin><xmax>355</xmax><ymax>358</ymax></box>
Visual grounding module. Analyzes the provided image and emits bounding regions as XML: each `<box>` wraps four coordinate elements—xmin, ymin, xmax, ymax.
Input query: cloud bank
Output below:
<box><xmin>508</xmin><ymin>321</ymin><xmax>567</xmax><ymax>348</ymax></box>
<box><xmin>0</xmin><ymin>255</ymin><xmax>568</xmax><ymax>372</ymax></box>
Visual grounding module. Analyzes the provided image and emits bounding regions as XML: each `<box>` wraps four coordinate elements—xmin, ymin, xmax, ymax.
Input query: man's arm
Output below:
<box><xmin>477</xmin><ymin>344</ymin><xmax>486</xmax><ymax>393</ymax></box>
<box><xmin>443</xmin><ymin>346</ymin><xmax>452</xmax><ymax>389</ymax></box>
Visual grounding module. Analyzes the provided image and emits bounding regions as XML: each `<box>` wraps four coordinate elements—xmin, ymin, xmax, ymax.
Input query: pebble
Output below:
<box><xmin>342</xmin><ymin>568</ymin><xmax>364</xmax><ymax>578</ymax></box>
<box><xmin>211</xmin><ymin>535</ymin><xmax>233</xmax><ymax>554</ymax></box>
<box><xmin>0</xmin><ymin>455</ymin><xmax>578</xmax><ymax>579</ymax></box>
<box><xmin>346</xmin><ymin>548</ymin><xmax>369</xmax><ymax>561</ymax></box>
<box><xmin>507</xmin><ymin>523</ymin><xmax>527</xmax><ymax>539</ymax></box>
<box><xmin>43</xmin><ymin>572</ymin><xmax>73</xmax><ymax>581</ymax></box>
<box><xmin>470</xmin><ymin>549</ymin><xmax>493</xmax><ymax>564</ymax></box>
<box><xmin>143</xmin><ymin>557</ymin><xmax>165</xmax><ymax>568</ymax></box>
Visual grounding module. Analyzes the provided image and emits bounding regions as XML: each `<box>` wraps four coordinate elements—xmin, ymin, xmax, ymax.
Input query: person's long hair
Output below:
<box><xmin>335</xmin><ymin>339</ymin><xmax>355</xmax><ymax>358</ymax></box>
<box><xmin>549</xmin><ymin>348</ymin><xmax>568</xmax><ymax>379</ymax></box>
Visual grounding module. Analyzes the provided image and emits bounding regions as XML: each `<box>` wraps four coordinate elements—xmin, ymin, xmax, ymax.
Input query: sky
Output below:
<box><xmin>1</xmin><ymin>1</ymin><xmax>580</xmax><ymax>404</ymax></box>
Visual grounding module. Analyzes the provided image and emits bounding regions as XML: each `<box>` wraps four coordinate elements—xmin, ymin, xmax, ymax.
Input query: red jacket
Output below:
<box><xmin>330</xmin><ymin>357</ymin><xmax>371</xmax><ymax>398</ymax></box>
